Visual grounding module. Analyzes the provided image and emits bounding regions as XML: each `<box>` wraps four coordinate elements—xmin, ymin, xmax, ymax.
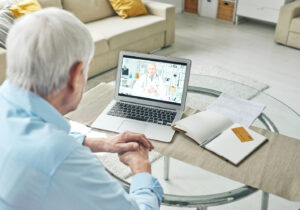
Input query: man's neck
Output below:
<box><xmin>44</xmin><ymin>88</ymin><xmax>71</xmax><ymax>115</ymax></box>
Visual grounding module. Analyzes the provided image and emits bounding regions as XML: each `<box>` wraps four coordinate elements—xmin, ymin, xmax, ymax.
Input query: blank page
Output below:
<box><xmin>175</xmin><ymin>110</ymin><xmax>233</xmax><ymax>144</ymax></box>
<box><xmin>204</xmin><ymin>123</ymin><xmax>267</xmax><ymax>165</ymax></box>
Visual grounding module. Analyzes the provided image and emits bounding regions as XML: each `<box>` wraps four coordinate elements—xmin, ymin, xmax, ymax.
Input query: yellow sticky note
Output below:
<box><xmin>232</xmin><ymin>127</ymin><xmax>253</xmax><ymax>142</ymax></box>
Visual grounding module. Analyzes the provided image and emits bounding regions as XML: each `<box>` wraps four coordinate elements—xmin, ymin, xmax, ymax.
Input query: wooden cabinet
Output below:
<box><xmin>237</xmin><ymin>0</ymin><xmax>294</xmax><ymax>23</ymax></box>
<box><xmin>217</xmin><ymin>0</ymin><xmax>235</xmax><ymax>22</ymax></box>
<box><xmin>184</xmin><ymin>0</ymin><xmax>198</xmax><ymax>14</ymax></box>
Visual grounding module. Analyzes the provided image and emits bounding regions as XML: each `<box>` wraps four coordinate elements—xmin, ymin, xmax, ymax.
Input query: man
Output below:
<box><xmin>0</xmin><ymin>8</ymin><xmax>163</xmax><ymax>210</ymax></box>
<box><xmin>133</xmin><ymin>63</ymin><xmax>166</xmax><ymax>99</ymax></box>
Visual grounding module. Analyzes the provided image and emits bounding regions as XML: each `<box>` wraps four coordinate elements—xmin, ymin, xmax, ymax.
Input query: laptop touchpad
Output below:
<box><xmin>118</xmin><ymin>120</ymin><xmax>147</xmax><ymax>134</ymax></box>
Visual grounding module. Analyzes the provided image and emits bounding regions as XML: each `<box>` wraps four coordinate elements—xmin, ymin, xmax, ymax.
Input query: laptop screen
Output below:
<box><xmin>118</xmin><ymin>55</ymin><xmax>188</xmax><ymax>105</ymax></box>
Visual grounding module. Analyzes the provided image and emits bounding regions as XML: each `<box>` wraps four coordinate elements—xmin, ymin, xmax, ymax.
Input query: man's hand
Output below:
<box><xmin>146</xmin><ymin>85</ymin><xmax>158</xmax><ymax>94</ymax></box>
<box><xmin>83</xmin><ymin>131</ymin><xmax>154</xmax><ymax>153</ymax></box>
<box><xmin>105</xmin><ymin>131</ymin><xmax>153</xmax><ymax>153</ymax></box>
<box><xmin>119</xmin><ymin>144</ymin><xmax>151</xmax><ymax>175</ymax></box>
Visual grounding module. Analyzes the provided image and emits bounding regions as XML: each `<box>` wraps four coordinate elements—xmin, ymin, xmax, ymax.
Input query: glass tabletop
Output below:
<box><xmin>109</xmin><ymin>74</ymin><xmax>300</xmax><ymax>208</ymax></box>
<box><xmin>187</xmin><ymin>74</ymin><xmax>300</xmax><ymax>139</ymax></box>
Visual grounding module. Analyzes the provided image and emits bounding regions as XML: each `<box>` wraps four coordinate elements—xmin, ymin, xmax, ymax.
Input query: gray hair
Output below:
<box><xmin>6</xmin><ymin>8</ymin><xmax>94</xmax><ymax>97</ymax></box>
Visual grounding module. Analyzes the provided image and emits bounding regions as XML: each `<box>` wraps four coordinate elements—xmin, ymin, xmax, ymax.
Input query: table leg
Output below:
<box><xmin>164</xmin><ymin>156</ymin><xmax>170</xmax><ymax>181</ymax></box>
<box><xmin>235</xmin><ymin>15</ymin><xmax>239</xmax><ymax>24</ymax></box>
<box><xmin>197</xmin><ymin>206</ymin><xmax>207</xmax><ymax>210</ymax></box>
<box><xmin>261</xmin><ymin>192</ymin><xmax>269</xmax><ymax>210</ymax></box>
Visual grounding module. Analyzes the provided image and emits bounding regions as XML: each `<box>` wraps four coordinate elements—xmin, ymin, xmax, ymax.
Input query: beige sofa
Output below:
<box><xmin>275</xmin><ymin>0</ymin><xmax>300</xmax><ymax>49</ymax></box>
<box><xmin>0</xmin><ymin>0</ymin><xmax>175</xmax><ymax>84</ymax></box>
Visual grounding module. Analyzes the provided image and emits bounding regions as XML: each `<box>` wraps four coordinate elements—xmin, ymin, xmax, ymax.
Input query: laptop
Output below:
<box><xmin>91</xmin><ymin>51</ymin><xmax>191</xmax><ymax>142</ymax></box>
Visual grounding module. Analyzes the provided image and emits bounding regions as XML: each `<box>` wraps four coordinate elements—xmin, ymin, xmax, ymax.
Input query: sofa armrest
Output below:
<box><xmin>144</xmin><ymin>1</ymin><xmax>175</xmax><ymax>46</ymax></box>
<box><xmin>0</xmin><ymin>48</ymin><xmax>6</xmax><ymax>84</ymax></box>
<box><xmin>275</xmin><ymin>0</ymin><xmax>300</xmax><ymax>44</ymax></box>
<box><xmin>0</xmin><ymin>1</ymin><xmax>6</xmax><ymax>10</ymax></box>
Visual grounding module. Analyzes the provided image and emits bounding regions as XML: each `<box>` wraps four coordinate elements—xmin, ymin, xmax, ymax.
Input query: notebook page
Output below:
<box><xmin>204</xmin><ymin>123</ymin><xmax>267</xmax><ymax>165</ymax></box>
<box><xmin>175</xmin><ymin>110</ymin><xmax>233</xmax><ymax>144</ymax></box>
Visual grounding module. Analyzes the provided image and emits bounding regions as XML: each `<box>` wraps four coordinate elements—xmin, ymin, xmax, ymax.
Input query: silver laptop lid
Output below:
<box><xmin>115</xmin><ymin>51</ymin><xmax>191</xmax><ymax>111</ymax></box>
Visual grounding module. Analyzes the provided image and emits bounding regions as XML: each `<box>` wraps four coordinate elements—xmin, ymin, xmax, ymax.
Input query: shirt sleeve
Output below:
<box><xmin>130</xmin><ymin>173</ymin><xmax>163</xmax><ymax>207</ymax></box>
<box><xmin>69</xmin><ymin>132</ymin><xmax>85</xmax><ymax>144</ymax></box>
<box><xmin>42</xmin><ymin>146</ymin><xmax>163</xmax><ymax>210</ymax></box>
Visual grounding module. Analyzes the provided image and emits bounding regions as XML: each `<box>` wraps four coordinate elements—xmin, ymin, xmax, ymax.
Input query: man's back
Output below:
<box><xmin>0</xmin><ymin>81</ymin><xmax>80</xmax><ymax>209</ymax></box>
<box><xmin>0</xmin><ymin>8</ymin><xmax>162</xmax><ymax>210</ymax></box>
<box><xmin>0</xmin><ymin>81</ymin><xmax>162</xmax><ymax>210</ymax></box>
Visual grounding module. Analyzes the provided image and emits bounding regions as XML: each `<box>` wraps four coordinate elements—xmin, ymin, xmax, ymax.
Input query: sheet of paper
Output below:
<box><xmin>207</xmin><ymin>93</ymin><xmax>265</xmax><ymax>127</ymax></box>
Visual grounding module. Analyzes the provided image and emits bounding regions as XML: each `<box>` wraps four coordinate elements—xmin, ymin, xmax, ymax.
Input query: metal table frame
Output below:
<box><xmin>108</xmin><ymin>86</ymin><xmax>279</xmax><ymax>210</ymax></box>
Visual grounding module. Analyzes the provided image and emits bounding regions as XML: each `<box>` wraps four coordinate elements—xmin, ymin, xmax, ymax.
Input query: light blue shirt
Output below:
<box><xmin>0</xmin><ymin>81</ymin><xmax>163</xmax><ymax>210</ymax></box>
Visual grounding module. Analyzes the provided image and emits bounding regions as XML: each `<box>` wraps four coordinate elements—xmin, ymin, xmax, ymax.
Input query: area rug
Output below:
<box><xmin>95</xmin><ymin>151</ymin><xmax>162</xmax><ymax>180</ymax></box>
<box><xmin>153</xmin><ymin>45</ymin><xmax>269</xmax><ymax>92</ymax></box>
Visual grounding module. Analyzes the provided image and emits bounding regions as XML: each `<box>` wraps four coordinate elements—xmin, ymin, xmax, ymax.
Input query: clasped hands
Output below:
<box><xmin>145</xmin><ymin>85</ymin><xmax>158</xmax><ymax>95</ymax></box>
<box><xmin>83</xmin><ymin>131</ymin><xmax>154</xmax><ymax>175</ymax></box>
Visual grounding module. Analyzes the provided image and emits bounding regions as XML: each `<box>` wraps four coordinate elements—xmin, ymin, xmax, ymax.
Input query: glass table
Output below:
<box><xmin>108</xmin><ymin>74</ymin><xmax>300</xmax><ymax>210</ymax></box>
<box><xmin>186</xmin><ymin>74</ymin><xmax>300</xmax><ymax>139</ymax></box>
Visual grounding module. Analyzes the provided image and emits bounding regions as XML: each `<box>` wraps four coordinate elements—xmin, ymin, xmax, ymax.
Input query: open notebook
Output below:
<box><xmin>172</xmin><ymin>110</ymin><xmax>267</xmax><ymax>165</ymax></box>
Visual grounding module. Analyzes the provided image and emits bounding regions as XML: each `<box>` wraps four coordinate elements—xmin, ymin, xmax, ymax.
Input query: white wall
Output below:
<box><xmin>150</xmin><ymin>0</ymin><xmax>184</xmax><ymax>13</ymax></box>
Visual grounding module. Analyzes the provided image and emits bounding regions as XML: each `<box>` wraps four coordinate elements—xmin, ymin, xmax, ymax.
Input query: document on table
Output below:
<box><xmin>207</xmin><ymin>93</ymin><xmax>265</xmax><ymax>127</ymax></box>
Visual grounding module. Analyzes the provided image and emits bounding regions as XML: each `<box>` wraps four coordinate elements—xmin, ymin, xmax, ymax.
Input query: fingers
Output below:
<box><xmin>121</xmin><ymin>131</ymin><xmax>154</xmax><ymax>151</ymax></box>
<box><xmin>117</xmin><ymin>142</ymin><xmax>139</xmax><ymax>153</ymax></box>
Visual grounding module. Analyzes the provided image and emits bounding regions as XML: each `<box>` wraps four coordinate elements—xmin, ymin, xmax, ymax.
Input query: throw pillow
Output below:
<box><xmin>0</xmin><ymin>8</ymin><xmax>14</xmax><ymax>49</ymax></box>
<box><xmin>8</xmin><ymin>0</ymin><xmax>42</xmax><ymax>18</ymax></box>
<box><xmin>109</xmin><ymin>0</ymin><xmax>148</xmax><ymax>19</ymax></box>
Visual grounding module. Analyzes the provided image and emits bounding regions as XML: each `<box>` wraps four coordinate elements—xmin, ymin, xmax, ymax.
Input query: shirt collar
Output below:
<box><xmin>0</xmin><ymin>80</ymin><xmax>70</xmax><ymax>133</ymax></box>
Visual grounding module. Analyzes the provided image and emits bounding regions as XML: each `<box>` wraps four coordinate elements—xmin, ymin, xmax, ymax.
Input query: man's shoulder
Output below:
<box><xmin>23</xmin><ymin>123</ymin><xmax>80</xmax><ymax>175</ymax></box>
<box><xmin>1</xmin><ymin>114</ymin><xmax>81</xmax><ymax>177</ymax></box>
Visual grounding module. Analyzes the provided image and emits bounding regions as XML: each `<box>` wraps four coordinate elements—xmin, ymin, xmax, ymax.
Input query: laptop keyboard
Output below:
<box><xmin>108</xmin><ymin>102</ymin><xmax>176</xmax><ymax>126</ymax></box>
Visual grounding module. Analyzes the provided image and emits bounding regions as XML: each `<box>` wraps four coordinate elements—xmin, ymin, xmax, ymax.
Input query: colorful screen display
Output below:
<box><xmin>118</xmin><ymin>56</ymin><xmax>187</xmax><ymax>105</ymax></box>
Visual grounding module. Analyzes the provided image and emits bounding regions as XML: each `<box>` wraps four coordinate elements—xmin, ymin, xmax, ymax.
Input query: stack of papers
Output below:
<box><xmin>207</xmin><ymin>93</ymin><xmax>265</xmax><ymax>127</ymax></box>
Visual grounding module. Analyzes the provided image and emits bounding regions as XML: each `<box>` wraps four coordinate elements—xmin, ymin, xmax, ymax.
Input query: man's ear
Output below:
<box><xmin>68</xmin><ymin>61</ymin><xmax>84</xmax><ymax>91</ymax></box>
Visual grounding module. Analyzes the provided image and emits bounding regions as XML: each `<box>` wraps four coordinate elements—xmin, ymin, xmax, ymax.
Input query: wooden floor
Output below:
<box><xmin>154</xmin><ymin>13</ymin><xmax>300</xmax><ymax>210</ymax></box>
<box><xmin>173</xmin><ymin>13</ymin><xmax>300</xmax><ymax>114</ymax></box>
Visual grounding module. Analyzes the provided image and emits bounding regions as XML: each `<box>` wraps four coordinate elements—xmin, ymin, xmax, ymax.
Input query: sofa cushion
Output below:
<box><xmin>62</xmin><ymin>0</ymin><xmax>115</xmax><ymax>23</ymax></box>
<box><xmin>38</xmin><ymin>0</ymin><xmax>62</xmax><ymax>8</ymax></box>
<box><xmin>85</xmin><ymin>15</ymin><xmax>166</xmax><ymax>50</ymax></box>
<box><xmin>9</xmin><ymin>0</ymin><xmax>42</xmax><ymax>18</ymax></box>
<box><xmin>290</xmin><ymin>17</ymin><xmax>300</xmax><ymax>33</ymax></box>
<box><xmin>0</xmin><ymin>1</ymin><xmax>5</xmax><ymax>9</ymax></box>
<box><xmin>0</xmin><ymin>47</ymin><xmax>6</xmax><ymax>84</ymax></box>
<box><xmin>0</xmin><ymin>9</ymin><xmax>14</xmax><ymax>49</ymax></box>
<box><xmin>88</xmin><ymin>32</ymin><xmax>109</xmax><ymax>56</ymax></box>
<box><xmin>109</xmin><ymin>0</ymin><xmax>148</xmax><ymax>19</ymax></box>
<box><xmin>1</xmin><ymin>0</ymin><xmax>62</xmax><ymax>10</ymax></box>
